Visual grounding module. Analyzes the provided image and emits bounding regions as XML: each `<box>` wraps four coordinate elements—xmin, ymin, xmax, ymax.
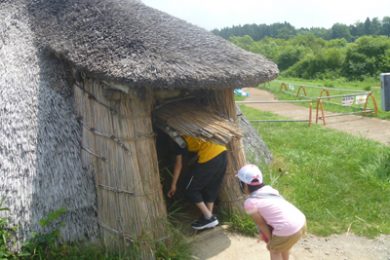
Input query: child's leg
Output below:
<box><xmin>269</xmin><ymin>251</ymin><xmax>289</xmax><ymax>260</ymax></box>
<box><xmin>195</xmin><ymin>202</ymin><xmax>213</xmax><ymax>219</ymax></box>
<box><xmin>281</xmin><ymin>250</ymin><xmax>290</xmax><ymax>260</ymax></box>
<box><xmin>270</xmin><ymin>251</ymin><xmax>283</xmax><ymax>260</ymax></box>
<box><xmin>206</xmin><ymin>202</ymin><xmax>214</xmax><ymax>212</ymax></box>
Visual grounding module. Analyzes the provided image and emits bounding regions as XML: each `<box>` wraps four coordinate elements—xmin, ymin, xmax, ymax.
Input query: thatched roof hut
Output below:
<box><xmin>0</xmin><ymin>0</ymin><xmax>277</xmax><ymax>257</ymax></box>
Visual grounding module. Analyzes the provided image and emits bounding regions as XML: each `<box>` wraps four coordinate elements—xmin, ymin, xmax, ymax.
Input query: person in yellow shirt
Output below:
<box><xmin>167</xmin><ymin>135</ymin><xmax>227</xmax><ymax>230</ymax></box>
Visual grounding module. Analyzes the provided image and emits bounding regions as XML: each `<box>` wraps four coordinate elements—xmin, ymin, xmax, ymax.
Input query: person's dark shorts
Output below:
<box><xmin>184</xmin><ymin>151</ymin><xmax>227</xmax><ymax>203</ymax></box>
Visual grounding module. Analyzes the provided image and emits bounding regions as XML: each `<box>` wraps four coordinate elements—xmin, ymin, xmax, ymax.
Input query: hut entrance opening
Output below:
<box><xmin>152</xmin><ymin>98</ymin><xmax>241</xmax><ymax>227</ymax></box>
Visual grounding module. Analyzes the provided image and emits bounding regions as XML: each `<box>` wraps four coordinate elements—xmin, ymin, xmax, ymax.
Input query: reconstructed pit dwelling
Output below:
<box><xmin>0</xmin><ymin>0</ymin><xmax>278</xmax><ymax>257</ymax></box>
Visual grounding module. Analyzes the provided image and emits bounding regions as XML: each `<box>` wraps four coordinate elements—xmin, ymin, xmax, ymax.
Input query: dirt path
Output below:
<box><xmin>191</xmin><ymin>226</ymin><xmax>390</xmax><ymax>260</ymax></box>
<box><xmin>191</xmin><ymin>88</ymin><xmax>390</xmax><ymax>259</ymax></box>
<box><xmin>242</xmin><ymin>88</ymin><xmax>390</xmax><ymax>146</ymax></box>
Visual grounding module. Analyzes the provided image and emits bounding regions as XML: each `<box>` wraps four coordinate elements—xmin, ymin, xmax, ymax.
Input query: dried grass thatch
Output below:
<box><xmin>207</xmin><ymin>90</ymin><xmax>247</xmax><ymax>213</ymax></box>
<box><xmin>0</xmin><ymin>3</ymin><xmax>98</xmax><ymax>247</ymax></box>
<box><xmin>154</xmin><ymin>101</ymin><xmax>241</xmax><ymax>145</ymax></box>
<box><xmin>28</xmin><ymin>0</ymin><xmax>278</xmax><ymax>89</ymax></box>
<box><xmin>74</xmin><ymin>78</ymin><xmax>167</xmax><ymax>258</ymax></box>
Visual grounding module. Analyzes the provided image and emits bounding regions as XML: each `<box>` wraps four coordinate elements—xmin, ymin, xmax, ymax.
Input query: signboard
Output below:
<box><xmin>355</xmin><ymin>95</ymin><xmax>367</xmax><ymax>105</ymax></box>
<box><xmin>341</xmin><ymin>95</ymin><xmax>354</xmax><ymax>106</ymax></box>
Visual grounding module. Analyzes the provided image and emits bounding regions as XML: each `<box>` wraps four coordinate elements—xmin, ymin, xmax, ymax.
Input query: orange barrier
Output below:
<box><xmin>315</xmin><ymin>92</ymin><xmax>378</xmax><ymax>125</ymax></box>
<box><xmin>296</xmin><ymin>86</ymin><xmax>307</xmax><ymax>97</ymax></box>
<box><xmin>363</xmin><ymin>92</ymin><xmax>378</xmax><ymax>115</ymax></box>
<box><xmin>319</xmin><ymin>88</ymin><xmax>330</xmax><ymax>99</ymax></box>
<box><xmin>280</xmin><ymin>82</ymin><xmax>288</xmax><ymax>92</ymax></box>
<box><xmin>315</xmin><ymin>98</ymin><xmax>326</xmax><ymax>125</ymax></box>
<box><xmin>280</xmin><ymin>83</ymin><xmax>330</xmax><ymax>99</ymax></box>
<box><xmin>258</xmin><ymin>83</ymin><xmax>378</xmax><ymax>126</ymax></box>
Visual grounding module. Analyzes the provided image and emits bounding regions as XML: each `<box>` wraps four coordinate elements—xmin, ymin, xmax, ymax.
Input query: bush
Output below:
<box><xmin>0</xmin><ymin>202</ymin><xmax>18</xmax><ymax>259</ymax></box>
<box><xmin>0</xmin><ymin>205</ymin><xmax>192</xmax><ymax>259</ymax></box>
<box><xmin>342</xmin><ymin>36</ymin><xmax>390</xmax><ymax>79</ymax></box>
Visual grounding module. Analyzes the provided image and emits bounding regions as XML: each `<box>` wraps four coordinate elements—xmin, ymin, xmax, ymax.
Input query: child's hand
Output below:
<box><xmin>257</xmin><ymin>232</ymin><xmax>269</xmax><ymax>243</ymax></box>
<box><xmin>256</xmin><ymin>235</ymin><xmax>262</xmax><ymax>243</ymax></box>
<box><xmin>167</xmin><ymin>185</ymin><xmax>177</xmax><ymax>198</ymax></box>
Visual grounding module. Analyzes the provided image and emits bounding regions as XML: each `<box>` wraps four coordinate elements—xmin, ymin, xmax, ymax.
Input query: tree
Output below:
<box><xmin>326</xmin><ymin>38</ymin><xmax>348</xmax><ymax>48</ymax></box>
<box><xmin>371</xmin><ymin>18</ymin><xmax>381</xmax><ymax>35</ymax></box>
<box><xmin>230</xmin><ymin>35</ymin><xmax>255</xmax><ymax>51</ymax></box>
<box><xmin>381</xmin><ymin>16</ymin><xmax>390</xmax><ymax>37</ymax></box>
<box><xmin>330</xmin><ymin>23</ymin><xmax>352</xmax><ymax>40</ymax></box>
<box><xmin>276</xmin><ymin>46</ymin><xmax>305</xmax><ymax>70</ymax></box>
<box><xmin>350</xmin><ymin>21</ymin><xmax>365</xmax><ymax>38</ymax></box>
<box><xmin>286</xmin><ymin>48</ymin><xmax>345</xmax><ymax>79</ymax></box>
<box><xmin>364</xmin><ymin>18</ymin><xmax>372</xmax><ymax>35</ymax></box>
<box><xmin>291</xmin><ymin>34</ymin><xmax>326</xmax><ymax>52</ymax></box>
<box><xmin>268</xmin><ymin>22</ymin><xmax>296</xmax><ymax>39</ymax></box>
<box><xmin>342</xmin><ymin>36</ymin><xmax>390</xmax><ymax>79</ymax></box>
<box><xmin>303</xmin><ymin>27</ymin><xmax>331</xmax><ymax>39</ymax></box>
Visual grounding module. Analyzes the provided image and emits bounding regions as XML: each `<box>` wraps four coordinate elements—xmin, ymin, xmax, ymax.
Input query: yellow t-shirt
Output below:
<box><xmin>183</xmin><ymin>136</ymin><xmax>227</xmax><ymax>163</ymax></box>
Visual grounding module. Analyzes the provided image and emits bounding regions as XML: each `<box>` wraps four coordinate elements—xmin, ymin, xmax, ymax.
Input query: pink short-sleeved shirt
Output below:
<box><xmin>244</xmin><ymin>186</ymin><xmax>306</xmax><ymax>237</ymax></box>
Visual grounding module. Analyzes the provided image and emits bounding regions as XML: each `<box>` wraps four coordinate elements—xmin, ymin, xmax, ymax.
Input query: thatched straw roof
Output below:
<box><xmin>28</xmin><ymin>0</ymin><xmax>278</xmax><ymax>89</ymax></box>
<box><xmin>155</xmin><ymin>101</ymin><xmax>241</xmax><ymax>145</ymax></box>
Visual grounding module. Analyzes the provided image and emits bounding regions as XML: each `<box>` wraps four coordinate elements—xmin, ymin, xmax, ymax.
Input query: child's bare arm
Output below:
<box><xmin>250</xmin><ymin>212</ymin><xmax>272</xmax><ymax>242</ymax></box>
<box><xmin>167</xmin><ymin>155</ymin><xmax>182</xmax><ymax>198</ymax></box>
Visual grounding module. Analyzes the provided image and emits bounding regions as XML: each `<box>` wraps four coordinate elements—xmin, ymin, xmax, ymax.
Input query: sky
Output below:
<box><xmin>142</xmin><ymin>0</ymin><xmax>390</xmax><ymax>31</ymax></box>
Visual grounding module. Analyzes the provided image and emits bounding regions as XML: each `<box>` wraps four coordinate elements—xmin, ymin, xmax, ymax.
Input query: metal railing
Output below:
<box><xmin>236</xmin><ymin>99</ymin><xmax>313</xmax><ymax>126</ymax></box>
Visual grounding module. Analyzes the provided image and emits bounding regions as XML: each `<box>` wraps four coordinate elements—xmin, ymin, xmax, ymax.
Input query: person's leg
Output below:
<box><xmin>184</xmin><ymin>164</ymin><xmax>216</xmax><ymax>229</ymax></box>
<box><xmin>281</xmin><ymin>251</ymin><xmax>289</xmax><ymax>260</ymax></box>
<box><xmin>202</xmin><ymin>152</ymin><xmax>227</xmax><ymax>214</ymax></box>
<box><xmin>184</xmin><ymin>163</ymin><xmax>210</xmax><ymax>215</ymax></box>
<box><xmin>186</xmin><ymin>158</ymin><xmax>220</xmax><ymax>216</ymax></box>
<box><xmin>186</xmin><ymin>155</ymin><xmax>226</xmax><ymax>229</ymax></box>
<box><xmin>191</xmin><ymin>201</ymin><xmax>218</xmax><ymax>230</ymax></box>
<box><xmin>195</xmin><ymin>202</ymin><xmax>213</xmax><ymax>219</ymax></box>
<box><xmin>206</xmin><ymin>202</ymin><xmax>214</xmax><ymax>213</ymax></box>
<box><xmin>270</xmin><ymin>251</ymin><xmax>283</xmax><ymax>260</ymax></box>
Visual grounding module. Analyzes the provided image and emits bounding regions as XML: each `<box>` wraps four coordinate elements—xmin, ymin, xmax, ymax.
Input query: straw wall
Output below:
<box><xmin>1</xmin><ymin>2</ymin><xmax>97</xmax><ymax>246</ymax></box>
<box><xmin>74</xmin><ymin>78</ymin><xmax>167</xmax><ymax>258</ymax></box>
<box><xmin>208</xmin><ymin>89</ymin><xmax>246</xmax><ymax>214</ymax></box>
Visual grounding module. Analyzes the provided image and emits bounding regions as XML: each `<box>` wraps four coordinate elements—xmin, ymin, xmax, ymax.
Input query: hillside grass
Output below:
<box><xmin>259</xmin><ymin>77</ymin><xmax>390</xmax><ymax>120</ymax></box>
<box><xmin>238</xmin><ymin>105</ymin><xmax>390</xmax><ymax>238</ymax></box>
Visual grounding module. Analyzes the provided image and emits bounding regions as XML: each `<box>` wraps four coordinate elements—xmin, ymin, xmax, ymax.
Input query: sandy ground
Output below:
<box><xmin>192</xmin><ymin>88</ymin><xmax>390</xmax><ymax>259</ymax></box>
<box><xmin>191</xmin><ymin>226</ymin><xmax>390</xmax><ymax>260</ymax></box>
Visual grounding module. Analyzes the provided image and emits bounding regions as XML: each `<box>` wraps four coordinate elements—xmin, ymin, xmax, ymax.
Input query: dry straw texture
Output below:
<box><xmin>155</xmin><ymin>101</ymin><xmax>241</xmax><ymax>145</ymax></box>
<box><xmin>1</xmin><ymin>0</ymin><xmax>277</xmax><ymax>251</ymax></box>
<box><xmin>74</xmin><ymin>78</ymin><xmax>166</xmax><ymax>257</ymax></box>
<box><xmin>207</xmin><ymin>90</ymin><xmax>247</xmax><ymax>213</ymax></box>
<box><xmin>28</xmin><ymin>0</ymin><xmax>278</xmax><ymax>89</ymax></box>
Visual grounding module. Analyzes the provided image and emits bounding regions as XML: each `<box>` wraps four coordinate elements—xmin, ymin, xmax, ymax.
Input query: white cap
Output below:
<box><xmin>236</xmin><ymin>164</ymin><xmax>263</xmax><ymax>185</ymax></box>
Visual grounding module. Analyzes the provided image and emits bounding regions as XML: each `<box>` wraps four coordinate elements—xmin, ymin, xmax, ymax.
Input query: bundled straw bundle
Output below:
<box><xmin>154</xmin><ymin>101</ymin><xmax>241</xmax><ymax>145</ymax></box>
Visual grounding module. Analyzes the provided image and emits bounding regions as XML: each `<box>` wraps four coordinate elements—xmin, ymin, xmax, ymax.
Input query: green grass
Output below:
<box><xmin>239</xmin><ymin>105</ymin><xmax>390</xmax><ymax>238</ymax></box>
<box><xmin>259</xmin><ymin>77</ymin><xmax>390</xmax><ymax>120</ymax></box>
<box><xmin>234</xmin><ymin>95</ymin><xmax>246</xmax><ymax>101</ymax></box>
<box><xmin>220</xmin><ymin>211</ymin><xmax>258</xmax><ymax>237</ymax></box>
<box><xmin>0</xmin><ymin>204</ymin><xmax>192</xmax><ymax>260</ymax></box>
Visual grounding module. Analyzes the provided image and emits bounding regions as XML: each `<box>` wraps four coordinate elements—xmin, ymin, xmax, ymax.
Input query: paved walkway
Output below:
<box><xmin>242</xmin><ymin>88</ymin><xmax>390</xmax><ymax>146</ymax></box>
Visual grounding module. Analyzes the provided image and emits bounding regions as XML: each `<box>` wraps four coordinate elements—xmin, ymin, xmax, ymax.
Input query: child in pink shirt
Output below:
<box><xmin>237</xmin><ymin>164</ymin><xmax>306</xmax><ymax>260</ymax></box>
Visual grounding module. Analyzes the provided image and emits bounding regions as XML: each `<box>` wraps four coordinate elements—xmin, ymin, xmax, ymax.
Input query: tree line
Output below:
<box><xmin>212</xmin><ymin>17</ymin><xmax>390</xmax><ymax>41</ymax></box>
<box><xmin>212</xmin><ymin>17</ymin><xmax>390</xmax><ymax>80</ymax></box>
<box><xmin>229</xmin><ymin>34</ymin><xmax>390</xmax><ymax>80</ymax></box>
